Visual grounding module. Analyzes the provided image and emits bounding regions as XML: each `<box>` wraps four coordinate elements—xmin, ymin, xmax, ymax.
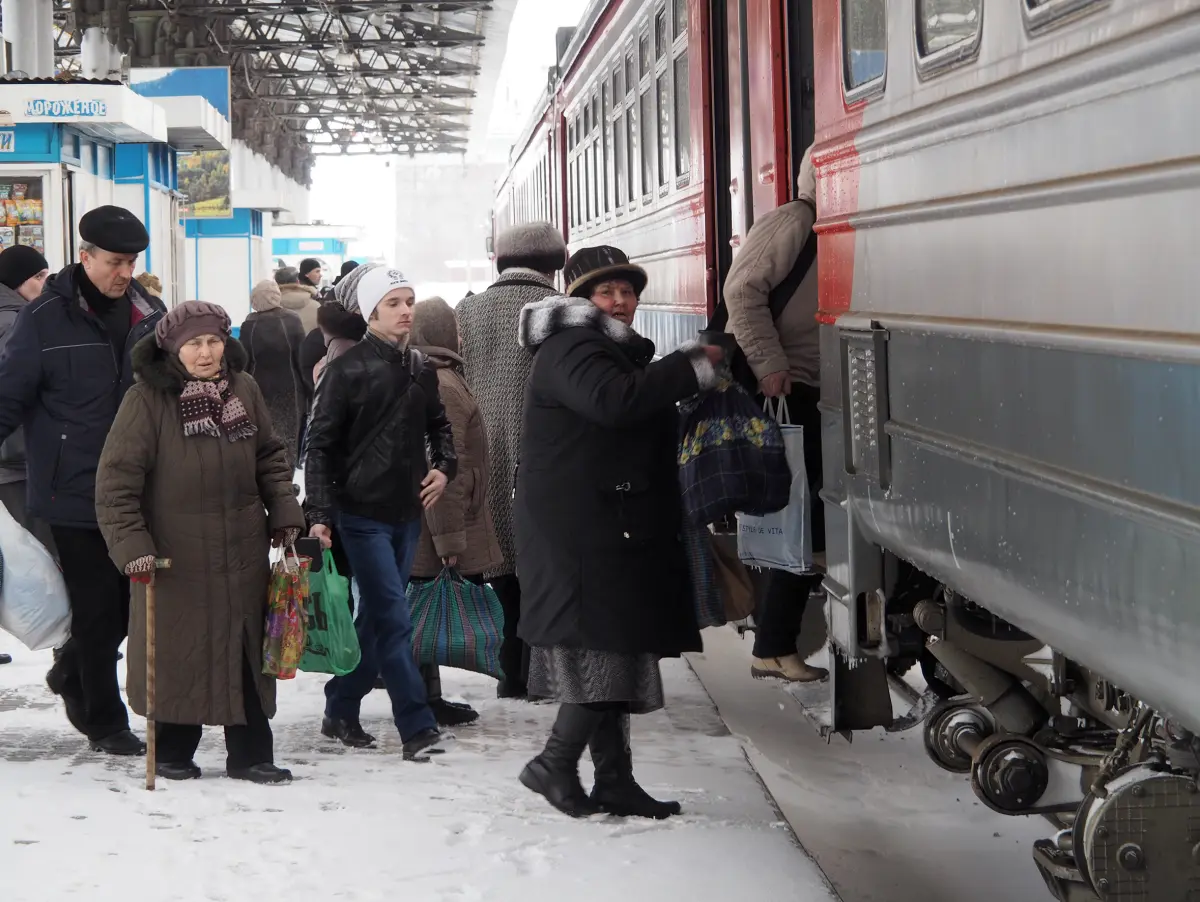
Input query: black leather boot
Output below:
<box><xmin>589</xmin><ymin>711</ymin><xmax>681</xmax><ymax>819</ymax></box>
<box><xmin>519</xmin><ymin>704</ymin><xmax>604</xmax><ymax>818</ymax></box>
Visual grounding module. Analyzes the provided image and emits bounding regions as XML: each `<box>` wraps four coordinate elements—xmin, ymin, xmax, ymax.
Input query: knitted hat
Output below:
<box><xmin>274</xmin><ymin>266</ymin><xmax>300</xmax><ymax>285</ymax></box>
<box><xmin>354</xmin><ymin>266</ymin><xmax>414</xmax><ymax>322</ymax></box>
<box><xmin>564</xmin><ymin>246</ymin><xmax>647</xmax><ymax>299</ymax></box>
<box><xmin>334</xmin><ymin>261</ymin><xmax>381</xmax><ymax>313</ymax></box>
<box><xmin>410</xmin><ymin>297</ymin><xmax>458</xmax><ymax>352</ymax></box>
<box><xmin>0</xmin><ymin>245</ymin><xmax>49</xmax><ymax>291</ymax></box>
<box><xmin>797</xmin><ymin>144</ymin><xmax>816</xmax><ymax>205</ymax></box>
<box><xmin>79</xmin><ymin>205</ymin><xmax>149</xmax><ymax>254</ymax></box>
<box><xmin>298</xmin><ymin>258</ymin><xmax>322</xmax><ymax>280</ymax></box>
<box><xmin>155</xmin><ymin>301</ymin><xmax>232</xmax><ymax>354</ymax></box>
<box><xmin>495</xmin><ymin>221</ymin><xmax>567</xmax><ymax>274</ymax></box>
<box><xmin>250</xmin><ymin>279</ymin><xmax>282</xmax><ymax>312</ymax></box>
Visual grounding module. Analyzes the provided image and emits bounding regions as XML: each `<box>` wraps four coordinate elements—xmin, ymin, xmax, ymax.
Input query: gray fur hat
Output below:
<box><xmin>333</xmin><ymin>261</ymin><xmax>382</xmax><ymax>314</ymax></box>
<box><xmin>495</xmin><ymin>221</ymin><xmax>567</xmax><ymax>275</ymax></box>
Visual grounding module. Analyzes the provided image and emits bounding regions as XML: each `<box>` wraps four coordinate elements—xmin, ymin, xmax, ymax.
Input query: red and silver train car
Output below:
<box><xmin>493</xmin><ymin>1</ymin><xmax>1200</xmax><ymax>897</ymax></box>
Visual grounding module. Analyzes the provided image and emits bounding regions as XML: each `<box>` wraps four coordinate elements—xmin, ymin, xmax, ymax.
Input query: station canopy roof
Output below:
<box><xmin>38</xmin><ymin>1</ymin><xmax>516</xmax><ymax>185</ymax></box>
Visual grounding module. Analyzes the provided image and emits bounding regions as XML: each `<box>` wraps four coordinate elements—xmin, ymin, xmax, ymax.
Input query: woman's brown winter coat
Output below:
<box><xmin>95</xmin><ymin>337</ymin><xmax>305</xmax><ymax>725</ymax></box>
<box><xmin>410</xmin><ymin>347</ymin><xmax>503</xmax><ymax>579</ymax></box>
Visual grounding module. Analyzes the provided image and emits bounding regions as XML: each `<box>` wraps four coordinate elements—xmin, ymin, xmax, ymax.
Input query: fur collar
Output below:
<box><xmin>518</xmin><ymin>295</ymin><xmax>654</xmax><ymax>358</ymax></box>
<box><xmin>132</xmin><ymin>333</ymin><xmax>249</xmax><ymax>393</ymax></box>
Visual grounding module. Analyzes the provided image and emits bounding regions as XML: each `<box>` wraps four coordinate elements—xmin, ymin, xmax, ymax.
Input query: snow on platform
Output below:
<box><xmin>0</xmin><ymin>649</ymin><xmax>837</xmax><ymax>902</ymax></box>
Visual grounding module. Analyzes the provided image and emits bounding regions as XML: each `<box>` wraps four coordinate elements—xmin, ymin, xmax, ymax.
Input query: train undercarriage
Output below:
<box><xmin>813</xmin><ymin>568</ymin><xmax>1200</xmax><ymax>901</ymax></box>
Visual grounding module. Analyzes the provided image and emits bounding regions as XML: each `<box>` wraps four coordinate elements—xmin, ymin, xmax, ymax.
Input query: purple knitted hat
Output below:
<box><xmin>155</xmin><ymin>301</ymin><xmax>232</xmax><ymax>354</ymax></box>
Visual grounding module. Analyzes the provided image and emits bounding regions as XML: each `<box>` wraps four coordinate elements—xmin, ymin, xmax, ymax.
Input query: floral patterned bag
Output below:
<box><xmin>262</xmin><ymin>547</ymin><xmax>310</xmax><ymax>680</ymax></box>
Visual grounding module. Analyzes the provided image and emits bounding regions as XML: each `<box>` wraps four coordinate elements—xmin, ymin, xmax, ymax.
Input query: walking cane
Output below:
<box><xmin>145</xmin><ymin>558</ymin><xmax>172</xmax><ymax>791</ymax></box>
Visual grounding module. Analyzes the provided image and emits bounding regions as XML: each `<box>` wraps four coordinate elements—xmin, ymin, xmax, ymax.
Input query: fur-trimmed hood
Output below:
<box><xmin>517</xmin><ymin>295</ymin><xmax>655</xmax><ymax>360</ymax></box>
<box><xmin>131</xmin><ymin>333</ymin><xmax>249</xmax><ymax>393</ymax></box>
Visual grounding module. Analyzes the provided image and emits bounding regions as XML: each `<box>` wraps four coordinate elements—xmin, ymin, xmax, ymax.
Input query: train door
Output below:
<box><xmin>786</xmin><ymin>0</ymin><xmax>816</xmax><ymax>171</ymax></box>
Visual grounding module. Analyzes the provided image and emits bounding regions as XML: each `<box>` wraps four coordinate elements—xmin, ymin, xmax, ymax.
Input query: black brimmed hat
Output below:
<box><xmin>564</xmin><ymin>245</ymin><xmax>647</xmax><ymax>299</ymax></box>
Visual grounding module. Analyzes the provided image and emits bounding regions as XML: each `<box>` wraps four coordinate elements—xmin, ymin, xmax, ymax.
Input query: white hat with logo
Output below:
<box><xmin>354</xmin><ymin>266</ymin><xmax>414</xmax><ymax>321</ymax></box>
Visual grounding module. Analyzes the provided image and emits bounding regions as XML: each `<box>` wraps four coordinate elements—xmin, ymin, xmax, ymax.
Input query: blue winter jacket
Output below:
<box><xmin>0</xmin><ymin>264</ymin><xmax>165</xmax><ymax>528</ymax></box>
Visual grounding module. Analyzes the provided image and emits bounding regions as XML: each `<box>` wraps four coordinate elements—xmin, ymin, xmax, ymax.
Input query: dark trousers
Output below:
<box><xmin>491</xmin><ymin>573</ymin><xmax>529</xmax><ymax>691</ymax></box>
<box><xmin>49</xmin><ymin>526</ymin><xmax>131</xmax><ymax>740</ymax></box>
<box><xmin>157</xmin><ymin>654</ymin><xmax>274</xmax><ymax>771</ymax></box>
<box><xmin>752</xmin><ymin>383</ymin><xmax>826</xmax><ymax>660</ymax></box>
<box><xmin>324</xmin><ymin>513</ymin><xmax>436</xmax><ymax>741</ymax></box>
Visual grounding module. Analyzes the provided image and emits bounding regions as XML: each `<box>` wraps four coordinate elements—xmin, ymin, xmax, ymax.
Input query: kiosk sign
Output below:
<box><xmin>24</xmin><ymin>99</ymin><xmax>109</xmax><ymax>118</ymax></box>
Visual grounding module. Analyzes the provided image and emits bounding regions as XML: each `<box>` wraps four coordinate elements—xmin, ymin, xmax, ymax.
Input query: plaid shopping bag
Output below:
<box><xmin>678</xmin><ymin>379</ymin><xmax>792</xmax><ymax>526</ymax></box>
<box><xmin>407</xmin><ymin>568</ymin><xmax>506</xmax><ymax>680</ymax></box>
<box><xmin>682</xmin><ymin>519</ymin><xmax>726</xmax><ymax>629</ymax></box>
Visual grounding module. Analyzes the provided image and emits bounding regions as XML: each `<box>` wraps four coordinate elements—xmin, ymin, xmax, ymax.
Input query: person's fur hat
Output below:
<box><xmin>495</xmin><ymin>221</ymin><xmax>567</xmax><ymax>275</ymax></box>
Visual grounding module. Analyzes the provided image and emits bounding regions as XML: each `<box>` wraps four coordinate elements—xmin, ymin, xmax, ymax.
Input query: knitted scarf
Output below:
<box><xmin>179</xmin><ymin>377</ymin><xmax>257</xmax><ymax>442</ymax></box>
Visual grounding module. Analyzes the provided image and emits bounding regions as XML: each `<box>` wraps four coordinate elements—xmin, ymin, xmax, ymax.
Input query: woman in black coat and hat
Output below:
<box><xmin>515</xmin><ymin>246</ymin><xmax>723</xmax><ymax>820</ymax></box>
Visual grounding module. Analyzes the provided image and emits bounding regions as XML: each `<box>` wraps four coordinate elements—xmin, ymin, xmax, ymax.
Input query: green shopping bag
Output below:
<box><xmin>299</xmin><ymin>550</ymin><xmax>360</xmax><ymax>676</ymax></box>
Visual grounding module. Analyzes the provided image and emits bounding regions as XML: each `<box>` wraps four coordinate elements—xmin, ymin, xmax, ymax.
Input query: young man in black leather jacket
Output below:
<box><xmin>305</xmin><ymin>266</ymin><xmax>457</xmax><ymax>761</ymax></box>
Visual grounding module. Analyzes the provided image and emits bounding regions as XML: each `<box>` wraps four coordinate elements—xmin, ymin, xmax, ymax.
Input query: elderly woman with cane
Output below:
<box><xmin>96</xmin><ymin>301</ymin><xmax>305</xmax><ymax>784</ymax></box>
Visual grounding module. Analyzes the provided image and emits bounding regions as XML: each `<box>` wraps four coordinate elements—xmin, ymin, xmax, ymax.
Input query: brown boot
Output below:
<box><xmin>751</xmin><ymin>654</ymin><xmax>829</xmax><ymax>683</ymax></box>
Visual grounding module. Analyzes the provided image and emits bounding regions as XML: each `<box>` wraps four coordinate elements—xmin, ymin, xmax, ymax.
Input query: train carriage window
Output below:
<box><xmin>843</xmin><ymin>0</ymin><xmax>887</xmax><ymax>95</ymax></box>
<box><xmin>674</xmin><ymin>0</ymin><xmax>687</xmax><ymax>39</ymax></box>
<box><xmin>640</xmin><ymin>90</ymin><xmax>655</xmax><ymax>196</ymax></box>
<box><xmin>626</xmin><ymin>52</ymin><xmax>635</xmax><ymax>95</ymax></box>
<box><xmin>674</xmin><ymin>51</ymin><xmax>690</xmax><ymax>179</ymax></box>
<box><xmin>655</xmin><ymin>7</ymin><xmax>668</xmax><ymax>59</ymax></box>
<box><xmin>1023</xmin><ymin>0</ymin><xmax>1107</xmax><ymax>34</ymax></box>
<box><xmin>916</xmin><ymin>0</ymin><xmax>982</xmax><ymax>73</ymax></box>
<box><xmin>625</xmin><ymin>104</ymin><xmax>637</xmax><ymax>202</ymax></box>
<box><xmin>657</xmin><ymin>73</ymin><xmax>670</xmax><ymax>188</ymax></box>
<box><xmin>602</xmin><ymin>84</ymin><xmax>612</xmax><ymax>215</ymax></box>
<box><xmin>639</xmin><ymin>32</ymin><xmax>651</xmax><ymax>78</ymax></box>
<box><xmin>615</xmin><ymin>113</ymin><xmax>627</xmax><ymax>207</ymax></box>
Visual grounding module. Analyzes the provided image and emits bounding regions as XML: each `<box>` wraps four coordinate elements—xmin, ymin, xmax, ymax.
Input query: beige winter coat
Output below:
<box><xmin>722</xmin><ymin>145</ymin><xmax>819</xmax><ymax>387</ymax></box>
<box><xmin>95</xmin><ymin>337</ymin><xmax>305</xmax><ymax>725</ymax></box>
<box><xmin>410</xmin><ymin>347</ymin><xmax>503</xmax><ymax>579</ymax></box>
<box><xmin>279</xmin><ymin>283</ymin><xmax>320</xmax><ymax>333</ymax></box>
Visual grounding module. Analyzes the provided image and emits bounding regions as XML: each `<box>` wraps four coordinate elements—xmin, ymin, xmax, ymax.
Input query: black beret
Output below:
<box><xmin>79</xmin><ymin>205</ymin><xmax>149</xmax><ymax>255</ymax></box>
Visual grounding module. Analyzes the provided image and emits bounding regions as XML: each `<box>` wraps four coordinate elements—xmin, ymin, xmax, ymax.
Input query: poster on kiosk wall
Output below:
<box><xmin>129</xmin><ymin>66</ymin><xmax>233</xmax><ymax>219</ymax></box>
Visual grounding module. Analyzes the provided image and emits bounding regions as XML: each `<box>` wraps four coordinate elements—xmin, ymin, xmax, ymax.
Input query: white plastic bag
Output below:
<box><xmin>0</xmin><ymin>501</ymin><xmax>70</xmax><ymax>650</ymax></box>
<box><xmin>737</xmin><ymin>398</ymin><xmax>812</xmax><ymax>574</ymax></box>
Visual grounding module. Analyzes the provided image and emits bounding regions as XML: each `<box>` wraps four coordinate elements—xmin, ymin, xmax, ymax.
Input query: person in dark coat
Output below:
<box><xmin>456</xmin><ymin>222</ymin><xmax>568</xmax><ymax>699</ymax></box>
<box><xmin>0</xmin><ymin>245</ymin><xmax>53</xmax><ymax>666</ymax></box>
<box><xmin>96</xmin><ymin>302</ymin><xmax>304</xmax><ymax>784</ymax></box>
<box><xmin>0</xmin><ymin>205</ymin><xmax>165</xmax><ymax>754</ymax></box>
<box><xmin>239</xmin><ymin>279</ymin><xmax>308</xmax><ymax>469</ymax></box>
<box><xmin>514</xmin><ymin>245</ymin><xmax>722</xmax><ymax>819</ymax></box>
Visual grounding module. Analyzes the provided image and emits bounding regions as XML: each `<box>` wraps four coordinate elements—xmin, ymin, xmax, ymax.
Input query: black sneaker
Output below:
<box><xmin>229</xmin><ymin>763</ymin><xmax>292</xmax><ymax>784</ymax></box>
<box><xmin>321</xmin><ymin>716</ymin><xmax>376</xmax><ymax>748</ymax></box>
<box><xmin>157</xmin><ymin>760</ymin><xmax>202</xmax><ymax>781</ymax></box>
<box><xmin>89</xmin><ymin>729</ymin><xmax>146</xmax><ymax>756</ymax></box>
<box><xmin>403</xmin><ymin>728</ymin><xmax>451</xmax><ymax>761</ymax></box>
<box><xmin>0</xmin><ymin>653</ymin><xmax>11</xmax><ymax>665</ymax></box>
<box><xmin>431</xmin><ymin>699</ymin><xmax>479</xmax><ymax>727</ymax></box>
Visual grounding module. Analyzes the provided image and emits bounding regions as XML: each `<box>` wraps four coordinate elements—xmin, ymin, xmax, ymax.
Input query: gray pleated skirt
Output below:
<box><xmin>528</xmin><ymin>646</ymin><xmax>665</xmax><ymax>715</ymax></box>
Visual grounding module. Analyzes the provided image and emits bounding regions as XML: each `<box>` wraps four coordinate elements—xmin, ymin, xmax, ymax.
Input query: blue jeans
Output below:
<box><xmin>324</xmin><ymin>513</ymin><xmax>436</xmax><ymax>741</ymax></box>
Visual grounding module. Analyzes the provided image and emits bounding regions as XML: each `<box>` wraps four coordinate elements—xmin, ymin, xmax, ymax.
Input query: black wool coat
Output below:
<box><xmin>513</xmin><ymin>296</ymin><xmax>719</xmax><ymax>657</ymax></box>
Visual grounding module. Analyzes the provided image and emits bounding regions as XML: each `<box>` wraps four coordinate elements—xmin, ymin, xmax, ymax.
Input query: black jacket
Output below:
<box><xmin>0</xmin><ymin>284</ymin><xmax>27</xmax><ymax>484</ymax></box>
<box><xmin>240</xmin><ymin>307</ymin><xmax>308</xmax><ymax>468</ymax></box>
<box><xmin>513</xmin><ymin>296</ymin><xmax>719</xmax><ymax>657</ymax></box>
<box><xmin>0</xmin><ymin>265</ymin><xmax>164</xmax><ymax>527</ymax></box>
<box><xmin>305</xmin><ymin>332</ymin><xmax>457</xmax><ymax>528</ymax></box>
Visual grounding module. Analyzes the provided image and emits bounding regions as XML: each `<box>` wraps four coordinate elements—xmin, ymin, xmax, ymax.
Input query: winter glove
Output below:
<box><xmin>271</xmin><ymin>527</ymin><xmax>301</xmax><ymax>549</ymax></box>
<box><xmin>125</xmin><ymin>555</ymin><xmax>157</xmax><ymax>585</ymax></box>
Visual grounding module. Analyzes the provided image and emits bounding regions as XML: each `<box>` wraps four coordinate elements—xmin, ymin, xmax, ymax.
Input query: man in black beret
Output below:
<box><xmin>0</xmin><ymin>204</ymin><xmax>165</xmax><ymax>756</ymax></box>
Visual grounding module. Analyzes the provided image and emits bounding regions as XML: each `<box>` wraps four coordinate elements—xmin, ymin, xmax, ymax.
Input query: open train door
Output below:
<box><xmin>707</xmin><ymin>0</ymin><xmax>815</xmax><ymax>297</ymax></box>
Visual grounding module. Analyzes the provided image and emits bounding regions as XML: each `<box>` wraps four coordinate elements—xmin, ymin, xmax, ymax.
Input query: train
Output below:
<box><xmin>490</xmin><ymin>0</ymin><xmax>1200</xmax><ymax>898</ymax></box>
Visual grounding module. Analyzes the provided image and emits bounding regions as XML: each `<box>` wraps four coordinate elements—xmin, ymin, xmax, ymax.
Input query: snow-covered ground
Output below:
<box><xmin>0</xmin><ymin>648</ymin><xmax>837</xmax><ymax>902</ymax></box>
